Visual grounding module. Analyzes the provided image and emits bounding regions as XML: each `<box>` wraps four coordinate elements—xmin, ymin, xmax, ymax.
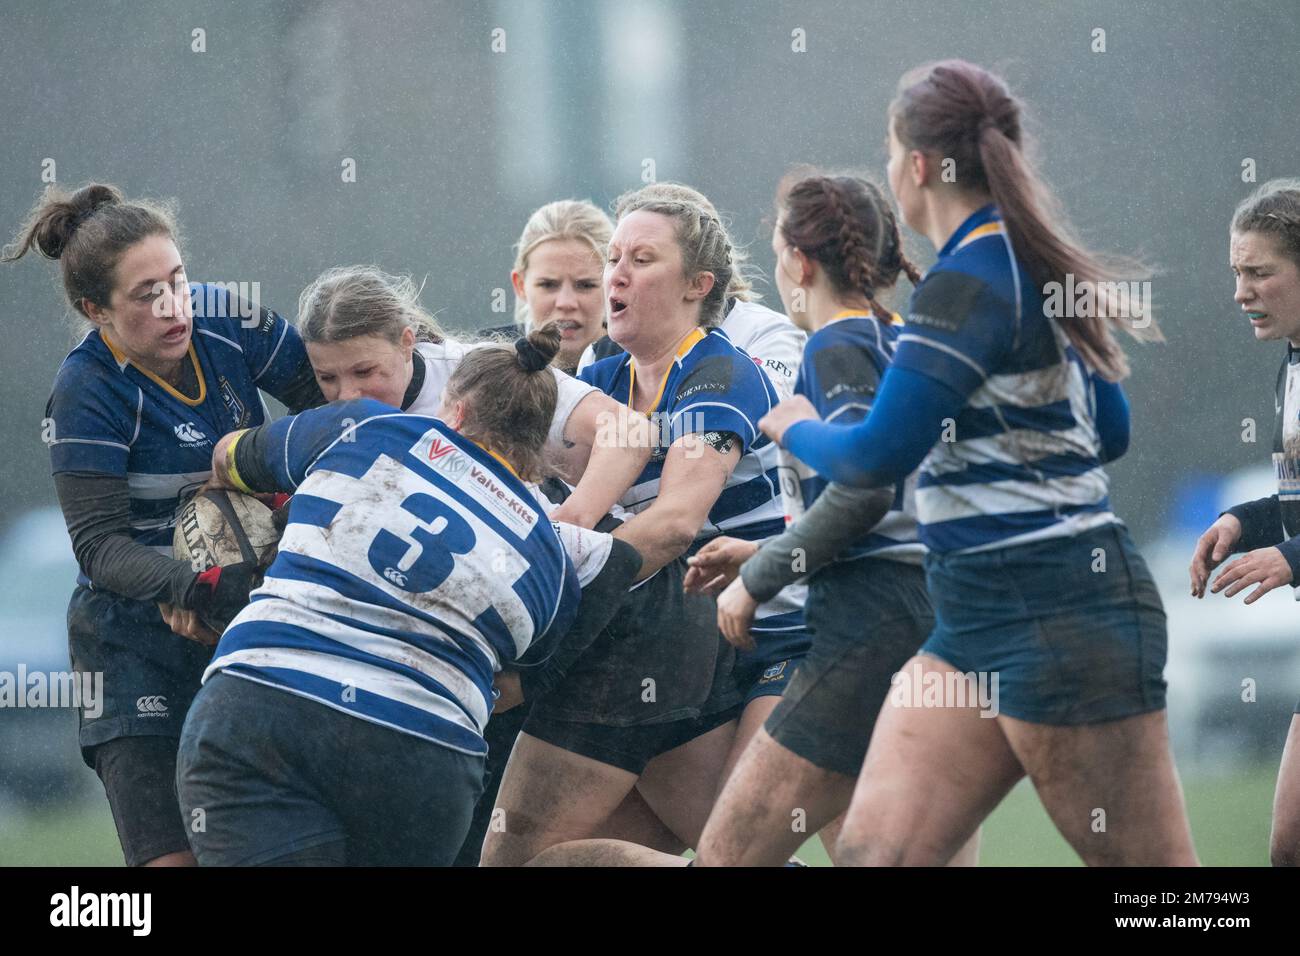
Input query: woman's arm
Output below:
<box><xmin>52</xmin><ymin>472</ymin><xmax>235</xmax><ymax>643</ymax></box>
<box><xmin>1091</xmin><ymin>373</ymin><xmax>1131</xmax><ymax>464</ymax></box>
<box><xmin>739</xmin><ymin>482</ymin><xmax>895</xmax><ymax>602</ymax></box>
<box><xmin>765</xmin><ymin>366</ymin><xmax>965</xmax><ymax>488</ymax></box>
<box><xmin>517</xmin><ymin>537</ymin><xmax>642</xmax><ymax>702</ymax></box>
<box><xmin>612</xmin><ymin>432</ymin><xmax>741</xmax><ymax>580</ymax></box>
<box><xmin>549</xmin><ymin>391</ymin><xmax>653</xmax><ymax>528</ymax></box>
<box><xmin>53</xmin><ymin>472</ymin><xmax>198</xmax><ymax>606</ymax></box>
<box><xmin>1224</xmin><ymin>496</ymin><xmax>1285</xmax><ymax>551</ymax></box>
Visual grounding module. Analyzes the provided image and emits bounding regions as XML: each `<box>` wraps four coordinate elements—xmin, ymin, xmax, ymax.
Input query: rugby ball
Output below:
<box><xmin>174</xmin><ymin>488</ymin><xmax>282</xmax><ymax>574</ymax></box>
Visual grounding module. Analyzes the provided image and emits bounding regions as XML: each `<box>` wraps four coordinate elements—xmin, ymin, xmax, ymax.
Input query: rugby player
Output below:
<box><xmin>762</xmin><ymin>61</ymin><xmax>1195</xmax><ymax>866</ymax></box>
<box><xmin>176</xmin><ymin>326</ymin><xmax>644</xmax><ymax>865</ymax></box>
<box><xmin>583</xmin><ymin>183</ymin><xmax>813</xmax><ymax>808</ymax></box>
<box><xmin>510</xmin><ymin>199</ymin><xmax>612</xmax><ymax>374</ymax></box>
<box><xmin>283</xmin><ymin>264</ymin><xmax>671</xmax><ymax>863</ymax></box>
<box><xmin>693</xmin><ymin>172</ymin><xmax>950</xmax><ymax>865</ymax></box>
<box><xmin>481</xmin><ymin>189</ymin><xmax>793</xmax><ymax>865</ymax></box>
<box><xmin>1189</xmin><ymin>178</ymin><xmax>1300</xmax><ymax>866</ymax></box>
<box><xmin>488</xmin><ymin>199</ymin><xmax>688</xmax><ymax>862</ymax></box>
<box><xmin>7</xmin><ymin>183</ymin><xmax>321</xmax><ymax>867</ymax></box>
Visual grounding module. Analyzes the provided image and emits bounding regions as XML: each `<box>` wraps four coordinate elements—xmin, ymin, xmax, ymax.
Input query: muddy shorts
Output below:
<box><xmin>765</xmin><ymin>557</ymin><xmax>933</xmax><ymax>776</ymax></box>
<box><xmin>176</xmin><ymin>671</ymin><xmax>484</xmax><ymax>866</ymax></box>
<box><xmin>920</xmin><ymin>522</ymin><xmax>1168</xmax><ymax>725</ymax></box>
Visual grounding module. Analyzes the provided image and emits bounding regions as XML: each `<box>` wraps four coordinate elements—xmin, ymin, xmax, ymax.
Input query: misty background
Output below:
<box><xmin>1</xmin><ymin>0</ymin><xmax>1298</xmax><ymax>863</ymax></box>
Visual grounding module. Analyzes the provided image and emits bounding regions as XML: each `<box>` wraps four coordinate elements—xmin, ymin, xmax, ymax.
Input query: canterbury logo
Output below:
<box><xmin>136</xmin><ymin>695</ymin><xmax>169</xmax><ymax>715</ymax></box>
<box><xmin>174</xmin><ymin>422</ymin><xmax>206</xmax><ymax>443</ymax></box>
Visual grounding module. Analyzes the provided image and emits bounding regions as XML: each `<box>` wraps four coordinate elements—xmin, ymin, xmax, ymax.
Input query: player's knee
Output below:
<box><xmin>838</xmin><ymin>813</ymin><xmax>966</xmax><ymax>867</ymax></box>
<box><xmin>835</xmin><ymin>821</ymin><xmax>903</xmax><ymax>866</ymax></box>
<box><xmin>1073</xmin><ymin>835</ymin><xmax>1133</xmax><ymax>868</ymax></box>
<box><xmin>835</xmin><ymin>836</ymin><xmax>904</xmax><ymax>867</ymax></box>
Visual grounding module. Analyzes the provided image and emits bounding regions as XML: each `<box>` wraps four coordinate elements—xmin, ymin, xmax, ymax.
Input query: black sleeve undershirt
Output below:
<box><xmin>517</xmin><ymin>537</ymin><xmax>641</xmax><ymax>702</ymax></box>
<box><xmin>1225</xmin><ymin>495</ymin><xmax>1284</xmax><ymax>552</ymax></box>
<box><xmin>53</xmin><ymin>472</ymin><xmax>200</xmax><ymax>607</ymax></box>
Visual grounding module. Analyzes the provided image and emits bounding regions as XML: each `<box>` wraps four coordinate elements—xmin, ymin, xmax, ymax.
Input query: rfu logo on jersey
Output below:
<box><xmin>173</xmin><ymin>422</ymin><xmax>209</xmax><ymax>447</ymax></box>
<box><xmin>411</xmin><ymin>429</ymin><xmax>470</xmax><ymax>480</ymax></box>
<box><xmin>136</xmin><ymin>695</ymin><xmax>169</xmax><ymax>717</ymax></box>
<box><xmin>764</xmin><ymin>357</ymin><xmax>793</xmax><ymax>379</ymax></box>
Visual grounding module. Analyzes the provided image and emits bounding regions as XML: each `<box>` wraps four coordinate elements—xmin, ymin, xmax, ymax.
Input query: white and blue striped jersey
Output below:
<box><xmin>783</xmin><ymin>312</ymin><xmax>924</xmax><ymax>564</ymax></box>
<box><xmin>206</xmin><ymin>400</ymin><xmax>582</xmax><ymax>756</ymax></box>
<box><xmin>579</xmin><ymin>327</ymin><xmax>805</xmax><ymax>636</ymax></box>
<box><xmin>891</xmin><ymin>205</ymin><xmax>1117</xmax><ymax>554</ymax></box>
<box><xmin>46</xmin><ymin>283</ymin><xmax>312</xmax><ymax>582</ymax></box>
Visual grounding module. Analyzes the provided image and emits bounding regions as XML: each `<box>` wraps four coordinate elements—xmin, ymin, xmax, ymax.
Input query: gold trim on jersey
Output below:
<box><xmin>626</xmin><ymin>327</ymin><xmax>708</xmax><ymax>417</ymax></box>
<box><xmin>954</xmin><ymin>221</ymin><xmax>1006</xmax><ymax>251</ymax></box>
<box><xmin>482</xmin><ymin>445</ymin><xmax>522</xmax><ymax>481</ymax></box>
<box><xmin>101</xmin><ymin>330</ymin><xmax>207</xmax><ymax>407</ymax></box>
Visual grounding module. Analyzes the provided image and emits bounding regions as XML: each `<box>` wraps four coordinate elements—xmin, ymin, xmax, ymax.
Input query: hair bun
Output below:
<box><xmin>32</xmin><ymin>183</ymin><xmax>123</xmax><ymax>260</ymax></box>
<box><xmin>70</xmin><ymin>183</ymin><xmax>122</xmax><ymax>220</ymax></box>
<box><xmin>518</xmin><ymin>322</ymin><xmax>563</xmax><ymax>372</ymax></box>
<box><xmin>514</xmin><ymin>336</ymin><xmax>548</xmax><ymax>372</ymax></box>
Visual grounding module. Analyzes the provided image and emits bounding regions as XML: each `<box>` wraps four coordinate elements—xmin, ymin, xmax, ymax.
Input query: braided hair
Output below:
<box><xmin>776</xmin><ymin>171</ymin><xmax>918</xmax><ymax>322</ymax></box>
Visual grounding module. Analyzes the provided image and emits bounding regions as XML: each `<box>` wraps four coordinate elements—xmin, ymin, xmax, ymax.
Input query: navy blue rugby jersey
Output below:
<box><xmin>580</xmin><ymin>327</ymin><xmax>805</xmax><ymax>634</ymax></box>
<box><xmin>46</xmin><ymin>283</ymin><xmax>312</xmax><ymax>579</ymax></box>
<box><xmin>210</xmin><ymin>399</ymin><xmax>582</xmax><ymax>756</ymax></box>
<box><xmin>785</xmin><ymin>312</ymin><xmax>923</xmax><ymax>563</ymax></box>
<box><xmin>890</xmin><ymin>205</ymin><xmax>1117</xmax><ymax>554</ymax></box>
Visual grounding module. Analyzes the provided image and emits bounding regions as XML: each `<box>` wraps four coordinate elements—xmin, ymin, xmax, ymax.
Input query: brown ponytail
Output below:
<box><xmin>3</xmin><ymin>183</ymin><xmax>180</xmax><ymax>319</ymax></box>
<box><xmin>890</xmin><ymin>60</ymin><xmax>1160</xmax><ymax>380</ymax></box>
<box><xmin>776</xmin><ymin>170</ymin><xmax>919</xmax><ymax>322</ymax></box>
<box><xmin>443</xmin><ymin>322</ymin><xmax>563</xmax><ymax>483</ymax></box>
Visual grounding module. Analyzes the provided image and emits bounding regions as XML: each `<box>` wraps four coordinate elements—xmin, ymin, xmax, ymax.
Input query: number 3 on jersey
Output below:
<box><xmin>368</xmin><ymin>492</ymin><xmax>476</xmax><ymax>592</ymax></box>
